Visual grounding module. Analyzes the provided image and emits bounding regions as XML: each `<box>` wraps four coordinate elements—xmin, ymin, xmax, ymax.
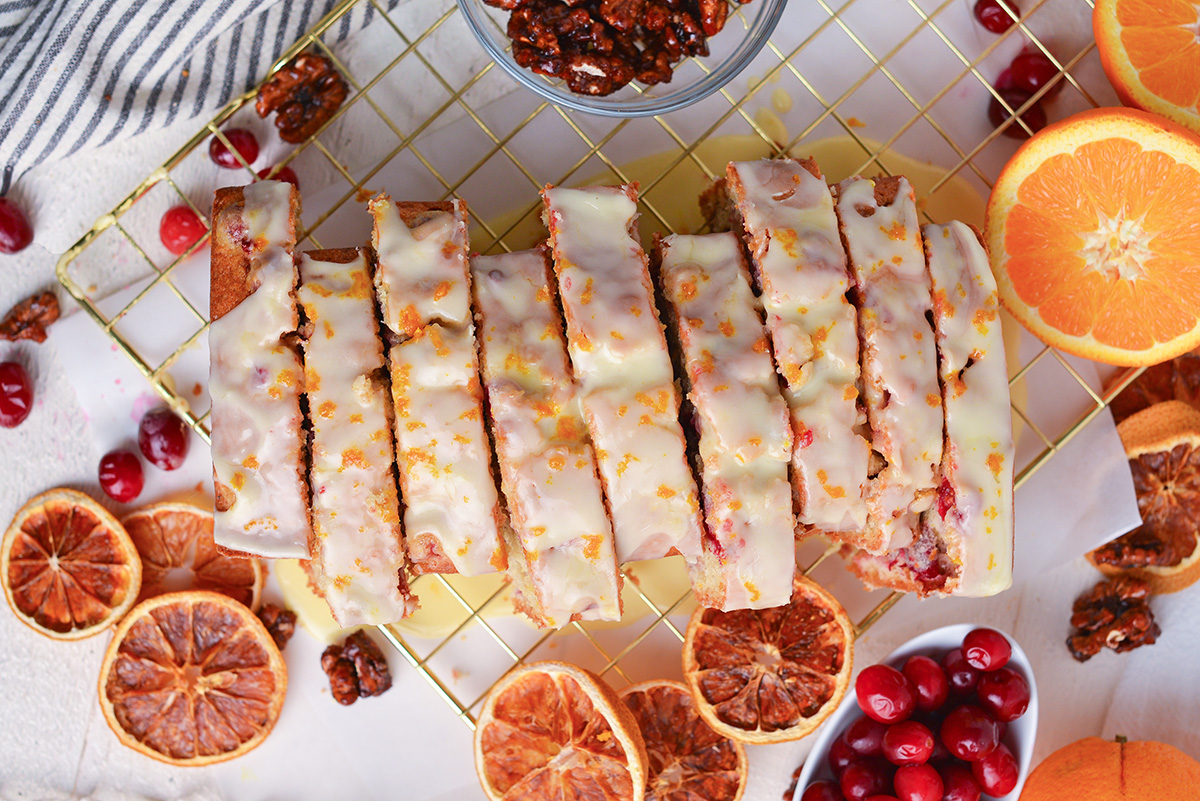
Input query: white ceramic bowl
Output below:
<box><xmin>794</xmin><ymin>623</ymin><xmax>1039</xmax><ymax>801</ymax></box>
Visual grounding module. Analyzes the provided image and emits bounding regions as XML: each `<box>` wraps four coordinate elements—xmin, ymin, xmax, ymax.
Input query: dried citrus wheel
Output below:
<box><xmin>474</xmin><ymin>661</ymin><xmax>649</xmax><ymax>801</ymax></box>
<box><xmin>619</xmin><ymin>680</ymin><xmax>747</xmax><ymax>801</ymax></box>
<box><xmin>986</xmin><ymin>107</ymin><xmax>1200</xmax><ymax>366</ymax></box>
<box><xmin>2</xmin><ymin>488</ymin><xmax>142</xmax><ymax>640</ymax></box>
<box><xmin>98</xmin><ymin>590</ymin><xmax>287</xmax><ymax>766</ymax></box>
<box><xmin>1087</xmin><ymin>401</ymin><xmax>1200</xmax><ymax>593</ymax></box>
<box><xmin>1094</xmin><ymin>0</ymin><xmax>1200</xmax><ymax>135</ymax></box>
<box><xmin>122</xmin><ymin>503</ymin><xmax>263</xmax><ymax>611</ymax></box>
<box><xmin>682</xmin><ymin>574</ymin><xmax>854</xmax><ymax>744</ymax></box>
<box><xmin>1109</xmin><ymin>348</ymin><xmax>1200</xmax><ymax>423</ymax></box>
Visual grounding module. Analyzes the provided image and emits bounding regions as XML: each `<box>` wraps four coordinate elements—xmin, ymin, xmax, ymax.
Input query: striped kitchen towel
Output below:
<box><xmin>0</xmin><ymin>0</ymin><xmax>400</xmax><ymax>189</ymax></box>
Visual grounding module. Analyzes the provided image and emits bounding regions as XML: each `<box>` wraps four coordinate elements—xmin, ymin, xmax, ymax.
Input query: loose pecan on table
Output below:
<box><xmin>1066</xmin><ymin>575</ymin><xmax>1160</xmax><ymax>662</ymax></box>
<box><xmin>321</xmin><ymin>630</ymin><xmax>394</xmax><ymax>705</ymax></box>
<box><xmin>0</xmin><ymin>291</ymin><xmax>59</xmax><ymax>344</ymax></box>
<box><xmin>257</xmin><ymin>52</ymin><xmax>349</xmax><ymax>144</ymax></box>
<box><xmin>257</xmin><ymin>603</ymin><xmax>297</xmax><ymax>650</ymax></box>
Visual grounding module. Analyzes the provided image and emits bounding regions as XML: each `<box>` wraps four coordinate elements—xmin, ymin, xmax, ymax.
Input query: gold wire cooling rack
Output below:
<box><xmin>57</xmin><ymin>0</ymin><xmax>1141</xmax><ymax>731</ymax></box>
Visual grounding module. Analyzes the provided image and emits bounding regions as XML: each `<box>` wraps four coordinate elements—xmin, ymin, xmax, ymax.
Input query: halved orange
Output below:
<box><xmin>1095</xmin><ymin>0</ymin><xmax>1200</xmax><ymax>135</ymax></box>
<box><xmin>682</xmin><ymin>575</ymin><xmax>854</xmax><ymax>744</ymax></box>
<box><xmin>986</xmin><ymin>107</ymin><xmax>1200</xmax><ymax>366</ymax></box>
<box><xmin>98</xmin><ymin>590</ymin><xmax>287</xmax><ymax>766</ymax></box>
<box><xmin>2</xmin><ymin>488</ymin><xmax>142</xmax><ymax>639</ymax></box>
<box><xmin>123</xmin><ymin>503</ymin><xmax>263</xmax><ymax>611</ymax></box>
<box><xmin>619</xmin><ymin>680</ymin><xmax>747</xmax><ymax>801</ymax></box>
<box><xmin>475</xmin><ymin>661</ymin><xmax>649</xmax><ymax>801</ymax></box>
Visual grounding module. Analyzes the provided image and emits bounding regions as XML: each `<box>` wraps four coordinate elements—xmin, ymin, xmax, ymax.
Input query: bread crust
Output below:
<box><xmin>210</xmin><ymin>185</ymin><xmax>301</xmax><ymax>322</ymax></box>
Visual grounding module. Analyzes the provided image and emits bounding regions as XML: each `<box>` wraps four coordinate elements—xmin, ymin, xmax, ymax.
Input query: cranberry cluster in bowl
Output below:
<box><xmin>795</xmin><ymin>624</ymin><xmax>1038</xmax><ymax>801</ymax></box>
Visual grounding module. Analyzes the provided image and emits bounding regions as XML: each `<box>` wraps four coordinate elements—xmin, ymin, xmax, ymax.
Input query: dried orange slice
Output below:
<box><xmin>986</xmin><ymin>107</ymin><xmax>1200</xmax><ymax>366</ymax></box>
<box><xmin>2</xmin><ymin>488</ymin><xmax>141</xmax><ymax>640</ymax></box>
<box><xmin>682</xmin><ymin>574</ymin><xmax>853</xmax><ymax>744</ymax></box>
<box><xmin>1094</xmin><ymin>0</ymin><xmax>1200</xmax><ymax>135</ymax></box>
<box><xmin>475</xmin><ymin>661</ymin><xmax>648</xmax><ymax>801</ymax></box>
<box><xmin>1088</xmin><ymin>401</ymin><xmax>1200</xmax><ymax>592</ymax></box>
<box><xmin>619</xmin><ymin>680</ymin><xmax>747</xmax><ymax>801</ymax></box>
<box><xmin>123</xmin><ymin>503</ymin><xmax>263</xmax><ymax>611</ymax></box>
<box><xmin>98</xmin><ymin>590</ymin><xmax>287</xmax><ymax>766</ymax></box>
<box><xmin>1109</xmin><ymin>347</ymin><xmax>1200</xmax><ymax>424</ymax></box>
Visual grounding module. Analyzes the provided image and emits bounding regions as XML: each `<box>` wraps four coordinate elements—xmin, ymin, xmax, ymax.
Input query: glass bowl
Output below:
<box><xmin>455</xmin><ymin>0</ymin><xmax>788</xmax><ymax>117</ymax></box>
<box><xmin>794</xmin><ymin>623</ymin><xmax>1040</xmax><ymax>801</ymax></box>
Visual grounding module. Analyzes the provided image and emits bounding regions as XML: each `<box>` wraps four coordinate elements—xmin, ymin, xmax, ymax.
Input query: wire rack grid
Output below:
<box><xmin>57</xmin><ymin>0</ymin><xmax>1139</xmax><ymax>732</ymax></box>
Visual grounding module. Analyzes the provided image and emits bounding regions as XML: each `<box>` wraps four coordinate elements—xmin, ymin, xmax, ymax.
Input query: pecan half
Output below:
<box><xmin>257</xmin><ymin>53</ymin><xmax>349</xmax><ymax>144</ymax></box>
<box><xmin>257</xmin><ymin>603</ymin><xmax>297</xmax><ymax>650</ymax></box>
<box><xmin>0</xmin><ymin>291</ymin><xmax>59</xmax><ymax>344</ymax></box>
<box><xmin>321</xmin><ymin>630</ymin><xmax>393</xmax><ymax>705</ymax></box>
<box><xmin>1066</xmin><ymin>575</ymin><xmax>1160</xmax><ymax>662</ymax></box>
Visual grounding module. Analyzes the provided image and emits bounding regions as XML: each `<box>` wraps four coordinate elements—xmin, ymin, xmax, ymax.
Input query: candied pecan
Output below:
<box><xmin>257</xmin><ymin>603</ymin><xmax>297</xmax><ymax>650</ymax></box>
<box><xmin>321</xmin><ymin>647</ymin><xmax>361</xmax><ymax>705</ymax></box>
<box><xmin>484</xmin><ymin>0</ymin><xmax>529</xmax><ymax>9</ymax></box>
<box><xmin>509</xmin><ymin>4</ymin><xmax>564</xmax><ymax>53</ymax></box>
<box><xmin>513</xmin><ymin>42</ymin><xmax>567</xmax><ymax>78</ymax></box>
<box><xmin>564</xmin><ymin>52</ymin><xmax>637</xmax><ymax>96</ymax></box>
<box><xmin>636</xmin><ymin>42</ymin><xmax>674</xmax><ymax>85</ymax></box>
<box><xmin>342</xmin><ymin>630</ymin><xmax>393</xmax><ymax>697</ymax></box>
<box><xmin>1067</xmin><ymin>575</ymin><xmax>1160</xmax><ymax>662</ymax></box>
<box><xmin>600</xmin><ymin>0</ymin><xmax>646</xmax><ymax>32</ymax></box>
<box><xmin>642</xmin><ymin>2</ymin><xmax>671</xmax><ymax>31</ymax></box>
<box><xmin>671</xmin><ymin>8</ymin><xmax>710</xmax><ymax>57</ymax></box>
<box><xmin>696</xmin><ymin>0</ymin><xmax>728</xmax><ymax>36</ymax></box>
<box><xmin>0</xmin><ymin>291</ymin><xmax>59</xmax><ymax>344</ymax></box>
<box><xmin>257</xmin><ymin>52</ymin><xmax>349</xmax><ymax>144</ymax></box>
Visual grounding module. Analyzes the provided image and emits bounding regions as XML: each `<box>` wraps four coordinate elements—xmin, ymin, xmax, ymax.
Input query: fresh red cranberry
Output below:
<box><xmin>940</xmin><ymin>705</ymin><xmax>1001</xmax><ymax>762</ymax></box>
<box><xmin>974</xmin><ymin>0</ymin><xmax>1018</xmax><ymax>33</ymax></box>
<box><xmin>863</xmin><ymin>797</ymin><xmax>900</xmax><ymax>801</ymax></box>
<box><xmin>977</xmin><ymin>666</ymin><xmax>1030</xmax><ymax>722</ymax></box>
<box><xmin>893</xmin><ymin>763</ymin><xmax>944</xmax><ymax>801</ymax></box>
<box><xmin>138</xmin><ymin>408</ymin><xmax>190</xmax><ymax>470</ymax></box>
<box><xmin>856</xmin><ymin>665</ymin><xmax>917</xmax><ymax>724</ymax></box>
<box><xmin>841</xmin><ymin>760</ymin><xmax>893</xmax><ymax>801</ymax></box>
<box><xmin>971</xmin><ymin>743</ymin><xmax>1019</xmax><ymax>796</ymax></box>
<box><xmin>98</xmin><ymin>450</ymin><xmax>144</xmax><ymax>503</ymax></box>
<box><xmin>883</xmin><ymin>720</ymin><xmax>935</xmax><ymax>766</ymax></box>
<box><xmin>0</xmin><ymin>197</ymin><xmax>34</xmax><ymax>254</ymax></box>
<box><xmin>962</xmin><ymin>628</ymin><xmax>1012</xmax><ymax>671</ymax></box>
<box><xmin>830</xmin><ymin>735</ymin><xmax>859</xmax><ymax>777</ymax></box>
<box><xmin>942</xmin><ymin>649</ymin><xmax>981</xmax><ymax>695</ymax></box>
<box><xmin>847</xmin><ymin>716</ymin><xmax>889</xmax><ymax>757</ymax></box>
<box><xmin>927</xmin><ymin>728</ymin><xmax>951</xmax><ymax>763</ymax></box>
<box><xmin>209</xmin><ymin>128</ymin><xmax>260</xmax><ymax>169</ymax></box>
<box><xmin>159</xmin><ymin>206</ymin><xmax>208</xmax><ymax>256</ymax></box>
<box><xmin>1010</xmin><ymin>50</ymin><xmax>1064</xmax><ymax>99</ymax></box>
<box><xmin>902</xmin><ymin>655</ymin><xmax>949</xmax><ymax>712</ymax></box>
<box><xmin>802</xmin><ymin>779</ymin><xmax>846</xmax><ymax>801</ymax></box>
<box><xmin>938</xmin><ymin>762</ymin><xmax>983</xmax><ymax>801</ymax></box>
<box><xmin>257</xmin><ymin>165</ymin><xmax>300</xmax><ymax>188</ymax></box>
<box><xmin>989</xmin><ymin>89</ymin><xmax>1048</xmax><ymax>139</ymax></box>
<box><xmin>0</xmin><ymin>361</ymin><xmax>33</xmax><ymax>427</ymax></box>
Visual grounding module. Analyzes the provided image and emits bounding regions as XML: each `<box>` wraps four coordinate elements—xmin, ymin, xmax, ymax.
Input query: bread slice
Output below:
<box><xmin>657</xmin><ymin>232</ymin><xmax>795</xmax><ymax>610</ymax></box>
<box><xmin>833</xmin><ymin>175</ymin><xmax>943</xmax><ymax>555</ymax></box>
<box><xmin>208</xmin><ymin>181</ymin><xmax>312</xmax><ymax>559</ymax></box>
<box><xmin>844</xmin><ymin>222</ymin><xmax>1014</xmax><ymax>597</ymax></box>
<box><xmin>723</xmin><ymin>159</ymin><xmax>871</xmax><ymax>535</ymax></box>
<box><xmin>541</xmin><ymin>184</ymin><xmax>704</xmax><ymax>568</ymax></box>
<box><xmin>298</xmin><ymin>247</ymin><xmax>416</xmax><ymax>625</ymax></box>
<box><xmin>471</xmin><ymin>248</ymin><xmax>622</xmax><ymax>628</ymax></box>
<box><xmin>369</xmin><ymin>196</ymin><xmax>507</xmax><ymax>576</ymax></box>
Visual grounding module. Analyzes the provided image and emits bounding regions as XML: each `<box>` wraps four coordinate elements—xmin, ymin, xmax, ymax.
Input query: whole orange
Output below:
<box><xmin>1020</xmin><ymin>737</ymin><xmax>1200</xmax><ymax>800</ymax></box>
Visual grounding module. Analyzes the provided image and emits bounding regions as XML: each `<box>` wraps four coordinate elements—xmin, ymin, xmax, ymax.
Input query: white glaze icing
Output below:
<box><xmin>726</xmin><ymin>159</ymin><xmax>870</xmax><ymax>534</ymax></box>
<box><xmin>835</xmin><ymin>176</ymin><xmax>943</xmax><ymax>552</ymax></box>
<box><xmin>370</xmin><ymin>196</ymin><xmax>505</xmax><ymax>576</ymax></box>
<box><xmin>210</xmin><ymin>180</ymin><xmax>311</xmax><ymax>558</ymax></box>
<box><xmin>471</xmin><ymin>249</ymin><xmax>621</xmax><ymax>627</ymax></box>
<box><xmin>922</xmin><ymin>222</ymin><xmax>1014</xmax><ymax>596</ymax></box>
<box><xmin>659</xmin><ymin>232</ymin><xmax>795</xmax><ymax>610</ymax></box>
<box><xmin>299</xmin><ymin>249</ymin><xmax>415</xmax><ymax>626</ymax></box>
<box><xmin>370</xmin><ymin>196</ymin><xmax>471</xmax><ymax>335</ymax></box>
<box><xmin>542</xmin><ymin>185</ymin><xmax>703</xmax><ymax>566</ymax></box>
